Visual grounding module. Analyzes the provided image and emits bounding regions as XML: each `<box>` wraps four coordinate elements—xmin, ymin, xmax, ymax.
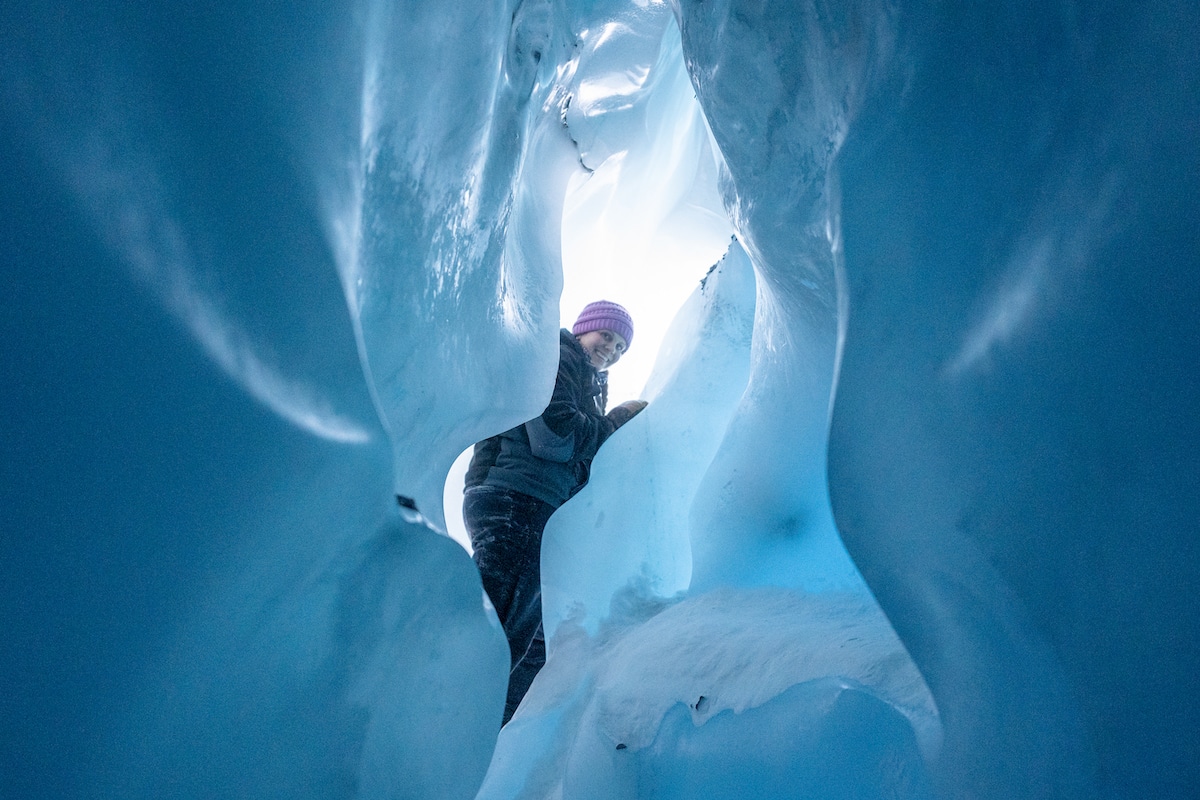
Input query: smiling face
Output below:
<box><xmin>576</xmin><ymin>329</ymin><xmax>628</xmax><ymax>370</ymax></box>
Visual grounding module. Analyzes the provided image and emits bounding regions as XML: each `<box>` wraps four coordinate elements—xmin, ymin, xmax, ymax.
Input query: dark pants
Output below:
<box><xmin>463</xmin><ymin>486</ymin><xmax>557</xmax><ymax>725</ymax></box>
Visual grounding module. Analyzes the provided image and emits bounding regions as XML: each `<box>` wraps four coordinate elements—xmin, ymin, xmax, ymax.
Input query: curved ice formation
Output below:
<box><xmin>559</xmin><ymin>10</ymin><xmax>733</xmax><ymax>402</ymax></box>
<box><xmin>9</xmin><ymin>34</ymin><xmax>375</xmax><ymax>447</ymax></box>
<box><xmin>3</xmin><ymin>1</ymin><xmax>1198</xmax><ymax>800</ymax></box>
<box><xmin>482</xmin><ymin>587</ymin><xmax>938</xmax><ymax>800</ymax></box>
<box><xmin>349</xmin><ymin>0</ymin><xmax>580</xmax><ymax>529</ymax></box>
<box><xmin>504</xmin><ymin>8</ymin><xmax>937</xmax><ymax>797</ymax></box>
<box><xmin>541</xmin><ymin>241</ymin><xmax>758</xmax><ymax>638</ymax></box>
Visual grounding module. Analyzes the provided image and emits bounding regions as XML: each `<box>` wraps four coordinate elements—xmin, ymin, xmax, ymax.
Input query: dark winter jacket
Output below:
<box><xmin>466</xmin><ymin>329</ymin><xmax>631</xmax><ymax>508</ymax></box>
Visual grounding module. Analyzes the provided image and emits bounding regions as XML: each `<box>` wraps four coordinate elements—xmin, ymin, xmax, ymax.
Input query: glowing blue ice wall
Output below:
<box><xmin>805</xmin><ymin>2</ymin><xmax>1200</xmax><ymax>799</ymax></box>
<box><xmin>485</xmin><ymin>5</ymin><xmax>937</xmax><ymax>798</ymax></box>
<box><xmin>1</xmin><ymin>0</ymin><xmax>523</xmax><ymax>798</ymax></box>
<box><xmin>353</xmin><ymin>0</ymin><xmax>580</xmax><ymax>527</ymax></box>
<box><xmin>3</xmin><ymin>0</ymin><xmax>1198</xmax><ymax>799</ymax></box>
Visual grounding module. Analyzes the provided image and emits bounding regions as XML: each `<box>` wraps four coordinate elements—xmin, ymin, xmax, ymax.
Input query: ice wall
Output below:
<box><xmin>674</xmin><ymin>0</ymin><xmax>879</xmax><ymax>595</ymax></box>
<box><xmin>503</xmin><ymin>5</ymin><xmax>938</xmax><ymax>797</ymax></box>
<box><xmin>822</xmin><ymin>2</ymin><xmax>1200</xmax><ymax>798</ymax></box>
<box><xmin>353</xmin><ymin>0</ymin><xmax>581</xmax><ymax>528</ymax></box>
<box><xmin>558</xmin><ymin>4</ymin><xmax>733</xmax><ymax>402</ymax></box>
<box><xmin>495</xmin><ymin>240</ymin><xmax>940</xmax><ymax>799</ymax></box>
<box><xmin>3</xmin><ymin>0</ymin><xmax>1198</xmax><ymax>799</ymax></box>
<box><xmin>541</xmin><ymin>243</ymin><xmax>758</xmax><ymax>639</ymax></box>
<box><xmin>2</xmin><ymin>1</ymin><xmax>517</xmax><ymax>797</ymax></box>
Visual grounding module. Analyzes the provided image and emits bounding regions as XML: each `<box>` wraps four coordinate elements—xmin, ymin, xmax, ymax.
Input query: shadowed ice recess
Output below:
<box><xmin>2</xmin><ymin>1</ymin><xmax>1197</xmax><ymax>800</ymax></box>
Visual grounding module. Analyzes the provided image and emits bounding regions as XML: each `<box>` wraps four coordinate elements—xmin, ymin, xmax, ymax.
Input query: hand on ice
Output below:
<box><xmin>608</xmin><ymin>399</ymin><xmax>648</xmax><ymax>428</ymax></box>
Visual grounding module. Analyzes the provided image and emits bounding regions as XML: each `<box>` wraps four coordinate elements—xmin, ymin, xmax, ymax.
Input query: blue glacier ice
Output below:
<box><xmin>2</xmin><ymin>0</ymin><xmax>1198</xmax><ymax>799</ymax></box>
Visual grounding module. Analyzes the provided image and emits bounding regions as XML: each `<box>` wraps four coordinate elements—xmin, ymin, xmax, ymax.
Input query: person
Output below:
<box><xmin>464</xmin><ymin>300</ymin><xmax>647</xmax><ymax>725</ymax></box>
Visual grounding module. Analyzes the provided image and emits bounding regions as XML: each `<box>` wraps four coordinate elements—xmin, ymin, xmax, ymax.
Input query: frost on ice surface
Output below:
<box><xmin>482</xmin><ymin>587</ymin><xmax>937</xmax><ymax>800</ymax></box>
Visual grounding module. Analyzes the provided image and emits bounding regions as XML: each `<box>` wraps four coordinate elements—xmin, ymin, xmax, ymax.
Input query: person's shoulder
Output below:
<box><xmin>556</xmin><ymin>329</ymin><xmax>598</xmax><ymax>384</ymax></box>
<box><xmin>559</xmin><ymin>328</ymin><xmax>586</xmax><ymax>360</ymax></box>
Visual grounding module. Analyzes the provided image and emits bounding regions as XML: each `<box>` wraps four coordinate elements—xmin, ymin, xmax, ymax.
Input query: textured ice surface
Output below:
<box><xmin>3</xmin><ymin>0</ymin><xmax>1198</xmax><ymax>799</ymax></box>
<box><xmin>493</xmin><ymin>7</ymin><xmax>938</xmax><ymax>795</ymax></box>
<box><xmin>480</xmin><ymin>587</ymin><xmax>937</xmax><ymax>800</ymax></box>
<box><xmin>541</xmin><ymin>241</ymin><xmax>758</xmax><ymax>638</ymax></box>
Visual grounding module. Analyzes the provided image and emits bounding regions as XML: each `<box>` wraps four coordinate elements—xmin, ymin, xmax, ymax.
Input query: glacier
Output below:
<box><xmin>2</xmin><ymin>0</ymin><xmax>1198</xmax><ymax>799</ymax></box>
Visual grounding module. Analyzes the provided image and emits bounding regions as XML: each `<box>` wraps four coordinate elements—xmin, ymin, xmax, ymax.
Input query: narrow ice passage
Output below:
<box><xmin>408</xmin><ymin>6</ymin><xmax>942</xmax><ymax>797</ymax></box>
<box><xmin>5</xmin><ymin>1</ymin><xmax>1197</xmax><ymax>799</ymax></box>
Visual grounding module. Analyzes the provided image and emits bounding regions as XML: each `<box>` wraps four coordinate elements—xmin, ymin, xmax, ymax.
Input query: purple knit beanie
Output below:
<box><xmin>572</xmin><ymin>300</ymin><xmax>634</xmax><ymax>349</ymax></box>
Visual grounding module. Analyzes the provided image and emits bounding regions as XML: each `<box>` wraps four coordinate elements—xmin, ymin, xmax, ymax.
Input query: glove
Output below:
<box><xmin>607</xmin><ymin>399</ymin><xmax>648</xmax><ymax>429</ymax></box>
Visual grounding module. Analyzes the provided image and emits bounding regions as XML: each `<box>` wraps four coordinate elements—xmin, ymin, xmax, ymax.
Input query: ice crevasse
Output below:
<box><xmin>1</xmin><ymin>1</ymin><xmax>1197</xmax><ymax>800</ymax></box>
<box><xmin>360</xmin><ymin>2</ymin><xmax>939</xmax><ymax>795</ymax></box>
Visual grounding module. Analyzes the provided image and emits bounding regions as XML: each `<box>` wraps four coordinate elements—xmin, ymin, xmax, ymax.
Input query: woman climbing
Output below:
<box><xmin>463</xmin><ymin>300</ymin><xmax>647</xmax><ymax>725</ymax></box>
